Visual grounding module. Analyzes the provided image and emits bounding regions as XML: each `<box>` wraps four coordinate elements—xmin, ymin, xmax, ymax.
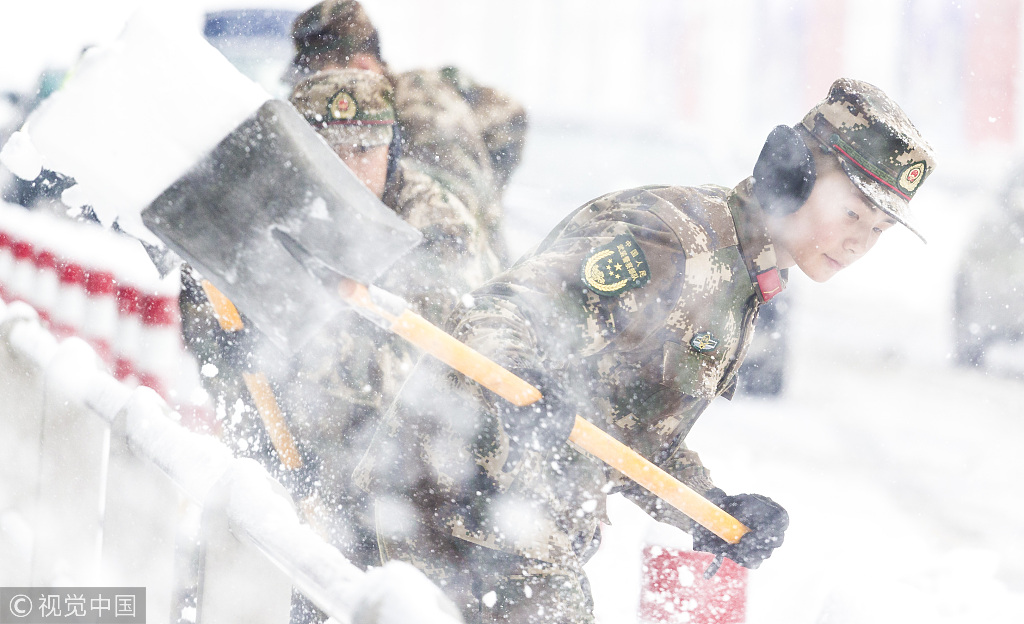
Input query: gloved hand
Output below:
<box><xmin>496</xmin><ymin>368</ymin><xmax>576</xmax><ymax>455</ymax></box>
<box><xmin>691</xmin><ymin>487</ymin><xmax>789</xmax><ymax>569</ymax></box>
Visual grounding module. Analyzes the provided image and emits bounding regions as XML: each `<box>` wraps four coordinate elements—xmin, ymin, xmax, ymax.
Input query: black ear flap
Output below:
<box><xmin>753</xmin><ymin>125</ymin><xmax>816</xmax><ymax>215</ymax></box>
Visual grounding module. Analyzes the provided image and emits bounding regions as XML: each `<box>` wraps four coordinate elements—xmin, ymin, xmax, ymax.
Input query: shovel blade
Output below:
<box><xmin>142</xmin><ymin>99</ymin><xmax>422</xmax><ymax>351</ymax></box>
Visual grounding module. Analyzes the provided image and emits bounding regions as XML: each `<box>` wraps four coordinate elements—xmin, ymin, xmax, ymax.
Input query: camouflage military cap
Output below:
<box><xmin>290</xmin><ymin>68</ymin><xmax>395</xmax><ymax>148</ymax></box>
<box><xmin>291</xmin><ymin>0</ymin><xmax>379</xmax><ymax>62</ymax></box>
<box><xmin>801</xmin><ymin>78</ymin><xmax>937</xmax><ymax>240</ymax></box>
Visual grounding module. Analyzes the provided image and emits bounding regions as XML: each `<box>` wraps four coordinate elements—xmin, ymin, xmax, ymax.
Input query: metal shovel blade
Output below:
<box><xmin>141</xmin><ymin>99</ymin><xmax>422</xmax><ymax>351</ymax></box>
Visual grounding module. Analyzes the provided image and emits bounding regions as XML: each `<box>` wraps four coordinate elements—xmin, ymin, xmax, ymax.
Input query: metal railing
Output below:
<box><xmin>0</xmin><ymin>297</ymin><xmax>462</xmax><ymax>624</ymax></box>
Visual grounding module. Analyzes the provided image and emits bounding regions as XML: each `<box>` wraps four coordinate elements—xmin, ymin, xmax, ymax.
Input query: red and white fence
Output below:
<box><xmin>0</xmin><ymin>202</ymin><xmax>210</xmax><ymax>429</ymax></box>
<box><xmin>0</xmin><ymin>296</ymin><xmax>462</xmax><ymax>624</ymax></box>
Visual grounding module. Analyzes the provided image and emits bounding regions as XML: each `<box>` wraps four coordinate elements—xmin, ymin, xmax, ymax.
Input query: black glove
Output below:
<box><xmin>691</xmin><ymin>488</ymin><xmax>789</xmax><ymax>569</ymax></box>
<box><xmin>496</xmin><ymin>368</ymin><xmax>576</xmax><ymax>455</ymax></box>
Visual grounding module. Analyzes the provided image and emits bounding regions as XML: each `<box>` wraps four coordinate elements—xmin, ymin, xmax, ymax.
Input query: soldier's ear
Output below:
<box><xmin>753</xmin><ymin>125</ymin><xmax>816</xmax><ymax>215</ymax></box>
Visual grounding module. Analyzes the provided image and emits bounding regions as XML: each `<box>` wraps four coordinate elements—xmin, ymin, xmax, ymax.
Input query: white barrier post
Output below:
<box><xmin>100</xmin><ymin>393</ymin><xmax>189</xmax><ymax>624</ymax></box>
<box><xmin>136</xmin><ymin>290</ymin><xmax>182</xmax><ymax>399</ymax></box>
<box><xmin>196</xmin><ymin>461</ymin><xmax>294</xmax><ymax>624</ymax></box>
<box><xmin>28</xmin><ymin>338</ymin><xmax>110</xmax><ymax>587</ymax></box>
<box><xmin>0</xmin><ymin>302</ymin><xmax>48</xmax><ymax>586</ymax></box>
<box><xmin>51</xmin><ymin>257</ymin><xmax>88</xmax><ymax>340</ymax></box>
<box><xmin>113</xmin><ymin>283</ymin><xmax>141</xmax><ymax>384</ymax></box>
<box><xmin>32</xmin><ymin>250</ymin><xmax>61</xmax><ymax>327</ymax></box>
<box><xmin>8</xmin><ymin>239</ymin><xmax>35</xmax><ymax>306</ymax></box>
<box><xmin>82</xmin><ymin>269</ymin><xmax>119</xmax><ymax>368</ymax></box>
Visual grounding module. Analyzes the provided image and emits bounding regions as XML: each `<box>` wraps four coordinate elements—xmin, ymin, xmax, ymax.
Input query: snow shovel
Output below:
<box><xmin>271</xmin><ymin>229</ymin><xmax>750</xmax><ymax>547</ymax></box>
<box><xmin>142</xmin><ymin>99</ymin><xmax>424</xmax><ymax>352</ymax></box>
<box><xmin>140</xmin><ymin>99</ymin><xmax>749</xmax><ymax>546</ymax></box>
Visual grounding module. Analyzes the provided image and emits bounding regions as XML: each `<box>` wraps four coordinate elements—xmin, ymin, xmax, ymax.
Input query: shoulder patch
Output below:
<box><xmin>581</xmin><ymin>233</ymin><xmax>651</xmax><ymax>296</ymax></box>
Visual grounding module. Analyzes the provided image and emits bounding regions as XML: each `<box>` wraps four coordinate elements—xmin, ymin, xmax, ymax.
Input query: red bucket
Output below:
<box><xmin>639</xmin><ymin>546</ymin><xmax>748</xmax><ymax>624</ymax></box>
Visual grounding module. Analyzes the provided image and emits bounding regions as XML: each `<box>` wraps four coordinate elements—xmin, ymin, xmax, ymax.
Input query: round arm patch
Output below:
<box><xmin>581</xmin><ymin>233</ymin><xmax>651</xmax><ymax>296</ymax></box>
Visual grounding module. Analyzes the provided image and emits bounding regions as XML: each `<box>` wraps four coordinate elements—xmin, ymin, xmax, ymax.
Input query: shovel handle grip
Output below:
<box><xmin>568</xmin><ymin>416</ymin><xmax>749</xmax><ymax>544</ymax></box>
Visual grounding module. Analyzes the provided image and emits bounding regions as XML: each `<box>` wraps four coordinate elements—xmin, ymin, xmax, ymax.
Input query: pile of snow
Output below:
<box><xmin>0</xmin><ymin>5</ymin><xmax>268</xmax><ymax>242</ymax></box>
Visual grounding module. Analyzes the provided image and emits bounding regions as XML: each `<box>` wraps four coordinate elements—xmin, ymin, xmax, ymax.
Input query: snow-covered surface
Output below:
<box><xmin>1</xmin><ymin>5</ymin><xmax>269</xmax><ymax>241</ymax></box>
<box><xmin>0</xmin><ymin>298</ymin><xmax>464</xmax><ymax>624</ymax></box>
<box><xmin>0</xmin><ymin>201</ymin><xmax>168</xmax><ymax>288</ymax></box>
<box><xmin>2</xmin><ymin>2</ymin><xmax>1023</xmax><ymax>622</ymax></box>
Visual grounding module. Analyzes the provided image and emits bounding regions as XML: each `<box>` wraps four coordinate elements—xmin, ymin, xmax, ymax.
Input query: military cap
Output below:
<box><xmin>291</xmin><ymin>0</ymin><xmax>380</xmax><ymax>65</ymax></box>
<box><xmin>801</xmin><ymin>78</ymin><xmax>937</xmax><ymax>240</ymax></box>
<box><xmin>289</xmin><ymin>68</ymin><xmax>395</xmax><ymax>148</ymax></box>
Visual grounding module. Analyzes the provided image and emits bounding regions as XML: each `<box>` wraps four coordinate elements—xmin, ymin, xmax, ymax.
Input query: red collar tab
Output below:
<box><xmin>756</xmin><ymin>268</ymin><xmax>783</xmax><ymax>302</ymax></box>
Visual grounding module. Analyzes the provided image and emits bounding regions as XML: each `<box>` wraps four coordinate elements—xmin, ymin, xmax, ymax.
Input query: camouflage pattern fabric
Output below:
<box><xmin>279</xmin><ymin>155</ymin><xmax>499</xmax><ymax>566</ymax></box>
<box><xmin>391</xmin><ymin>66</ymin><xmax>527</xmax><ymax>264</ymax></box>
<box><xmin>179</xmin><ymin>156</ymin><xmax>499</xmax><ymax>568</ymax></box>
<box><xmin>289</xmin><ymin>68</ymin><xmax>397</xmax><ymax>148</ymax></box>
<box><xmin>291</xmin><ymin>0</ymin><xmax>380</xmax><ymax>66</ymax></box>
<box><xmin>288</xmin><ymin>2</ymin><xmax>530</xmax><ymax>246</ymax></box>
<box><xmin>354</xmin><ymin>178</ymin><xmax>785</xmax><ymax>615</ymax></box>
<box><xmin>800</xmin><ymin>77</ymin><xmax>937</xmax><ymax>241</ymax></box>
<box><xmin>374</xmin><ymin>500</ymin><xmax>595</xmax><ymax>624</ymax></box>
<box><xmin>375</xmin><ymin>157</ymin><xmax>501</xmax><ymax>320</ymax></box>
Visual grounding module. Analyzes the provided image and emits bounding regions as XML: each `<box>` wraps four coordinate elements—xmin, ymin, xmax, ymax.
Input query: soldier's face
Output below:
<box><xmin>772</xmin><ymin>170</ymin><xmax>897</xmax><ymax>282</ymax></box>
<box><xmin>334</xmin><ymin>143</ymin><xmax>390</xmax><ymax>198</ymax></box>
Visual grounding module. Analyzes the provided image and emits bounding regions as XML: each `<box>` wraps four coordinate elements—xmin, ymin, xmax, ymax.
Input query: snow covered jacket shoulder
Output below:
<box><xmin>375</xmin><ymin>157</ymin><xmax>502</xmax><ymax>324</ymax></box>
<box><xmin>391</xmin><ymin>66</ymin><xmax>527</xmax><ymax>263</ymax></box>
<box><xmin>355</xmin><ymin>178</ymin><xmax>786</xmax><ymax>565</ymax></box>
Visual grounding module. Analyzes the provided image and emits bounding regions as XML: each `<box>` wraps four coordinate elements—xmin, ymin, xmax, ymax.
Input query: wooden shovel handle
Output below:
<box><xmin>342</xmin><ymin>282</ymin><xmax>541</xmax><ymax>406</ymax></box>
<box><xmin>241</xmin><ymin>371</ymin><xmax>303</xmax><ymax>471</ymax></box>
<box><xmin>569</xmin><ymin>417</ymin><xmax>748</xmax><ymax>544</ymax></box>
<box><xmin>390</xmin><ymin>311</ymin><xmax>543</xmax><ymax>406</ymax></box>
<box><xmin>351</xmin><ymin>296</ymin><xmax>749</xmax><ymax>544</ymax></box>
<box><xmin>201</xmin><ymin>280</ymin><xmax>303</xmax><ymax>471</ymax></box>
<box><xmin>201</xmin><ymin>279</ymin><xmax>245</xmax><ymax>332</ymax></box>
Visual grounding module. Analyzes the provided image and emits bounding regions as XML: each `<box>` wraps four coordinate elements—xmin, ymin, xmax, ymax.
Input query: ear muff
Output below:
<box><xmin>753</xmin><ymin>125</ymin><xmax>816</xmax><ymax>215</ymax></box>
<box><xmin>385</xmin><ymin>122</ymin><xmax>403</xmax><ymax>184</ymax></box>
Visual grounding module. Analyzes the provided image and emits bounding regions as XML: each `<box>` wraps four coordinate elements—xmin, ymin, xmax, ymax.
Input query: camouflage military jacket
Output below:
<box><xmin>181</xmin><ymin>157</ymin><xmax>499</xmax><ymax>481</ymax></box>
<box><xmin>355</xmin><ymin>177</ymin><xmax>786</xmax><ymax>565</ymax></box>
<box><xmin>391</xmin><ymin>66</ymin><xmax>528</xmax><ymax>263</ymax></box>
<box><xmin>282</xmin><ymin>156</ymin><xmax>500</xmax><ymax>445</ymax></box>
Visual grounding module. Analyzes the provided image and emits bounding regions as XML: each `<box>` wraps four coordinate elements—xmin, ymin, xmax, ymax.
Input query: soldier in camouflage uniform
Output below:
<box><xmin>288</xmin><ymin>0</ymin><xmax>529</xmax><ymax>263</ymax></box>
<box><xmin>281</xmin><ymin>68</ymin><xmax>500</xmax><ymax>568</ymax></box>
<box><xmin>353</xmin><ymin>78</ymin><xmax>938</xmax><ymax>623</ymax></box>
<box><xmin>178</xmin><ymin>69</ymin><xmax>500</xmax><ymax>573</ymax></box>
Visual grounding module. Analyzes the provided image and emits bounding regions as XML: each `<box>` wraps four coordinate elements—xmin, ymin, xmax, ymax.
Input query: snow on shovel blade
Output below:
<box><xmin>141</xmin><ymin>99</ymin><xmax>422</xmax><ymax>352</ymax></box>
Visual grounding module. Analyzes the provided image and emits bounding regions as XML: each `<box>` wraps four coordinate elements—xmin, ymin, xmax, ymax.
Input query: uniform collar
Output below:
<box><xmin>728</xmin><ymin>177</ymin><xmax>787</xmax><ymax>303</ymax></box>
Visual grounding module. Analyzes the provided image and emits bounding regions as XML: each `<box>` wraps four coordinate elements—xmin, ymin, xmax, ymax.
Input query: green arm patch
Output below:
<box><xmin>581</xmin><ymin>233</ymin><xmax>651</xmax><ymax>297</ymax></box>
